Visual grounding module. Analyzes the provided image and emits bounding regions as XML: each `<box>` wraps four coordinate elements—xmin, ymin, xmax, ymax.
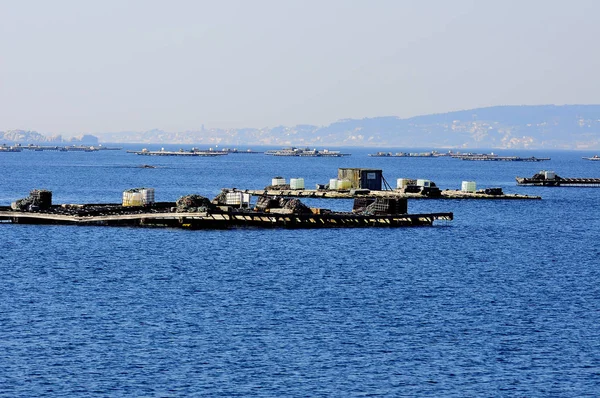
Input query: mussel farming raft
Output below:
<box><xmin>516</xmin><ymin>171</ymin><xmax>600</xmax><ymax>186</ymax></box>
<box><xmin>0</xmin><ymin>190</ymin><xmax>452</xmax><ymax>229</ymax></box>
<box><xmin>253</xmin><ymin>168</ymin><xmax>540</xmax><ymax>200</ymax></box>
<box><xmin>244</xmin><ymin>189</ymin><xmax>539</xmax><ymax>200</ymax></box>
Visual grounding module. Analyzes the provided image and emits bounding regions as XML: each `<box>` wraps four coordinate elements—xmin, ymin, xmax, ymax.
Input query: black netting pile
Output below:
<box><xmin>254</xmin><ymin>196</ymin><xmax>311</xmax><ymax>214</ymax></box>
<box><xmin>176</xmin><ymin>194</ymin><xmax>214</xmax><ymax>212</ymax></box>
<box><xmin>420</xmin><ymin>187</ymin><xmax>441</xmax><ymax>197</ymax></box>
<box><xmin>212</xmin><ymin>191</ymin><xmax>228</xmax><ymax>205</ymax></box>
<box><xmin>531</xmin><ymin>173</ymin><xmax>544</xmax><ymax>180</ymax></box>
<box><xmin>264</xmin><ymin>184</ymin><xmax>291</xmax><ymax>190</ymax></box>
<box><xmin>483</xmin><ymin>187</ymin><xmax>504</xmax><ymax>195</ymax></box>
<box><xmin>12</xmin><ymin>189</ymin><xmax>53</xmax><ymax>211</ymax></box>
<box><xmin>255</xmin><ymin>196</ymin><xmax>280</xmax><ymax>211</ymax></box>
<box><xmin>280</xmin><ymin>198</ymin><xmax>311</xmax><ymax>214</ymax></box>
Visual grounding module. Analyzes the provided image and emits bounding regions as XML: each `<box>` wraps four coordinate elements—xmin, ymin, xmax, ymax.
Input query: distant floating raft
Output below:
<box><xmin>459</xmin><ymin>155</ymin><xmax>550</xmax><ymax>161</ymax></box>
<box><xmin>516</xmin><ymin>171</ymin><xmax>600</xmax><ymax>186</ymax></box>
<box><xmin>126</xmin><ymin>148</ymin><xmax>227</xmax><ymax>156</ymax></box>
<box><xmin>242</xmin><ymin>189</ymin><xmax>540</xmax><ymax>200</ymax></box>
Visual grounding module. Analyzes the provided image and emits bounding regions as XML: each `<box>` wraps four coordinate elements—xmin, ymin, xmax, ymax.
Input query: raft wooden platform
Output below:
<box><xmin>516</xmin><ymin>171</ymin><xmax>600</xmax><ymax>186</ymax></box>
<box><xmin>126</xmin><ymin>150</ymin><xmax>226</xmax><ymax>157</ymax></box>
<box><xmin>242</xmin><ymin>189</ymin><xmax>541</xmax><ymax>200</ymax></box>
<box><xmin>458</xmin><ymin>155</ymin><xmax>550</xmax><ymax>162</ymax></box>
<box><xmin>517</xmin><ymin>177</ymin><xmax>600</xmax><ymax>186</ymax></box>
<box><xmin>0</xmin><ymin>207</ymin><xmax>452</xmax><ymax>229</ymax></box>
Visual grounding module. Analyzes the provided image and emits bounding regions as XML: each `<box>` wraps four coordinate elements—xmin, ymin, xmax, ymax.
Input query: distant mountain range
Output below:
<box><xmin>4</xmin><ymin>105</ymin><xmax>600</xmax><ymax>149</ymax></box>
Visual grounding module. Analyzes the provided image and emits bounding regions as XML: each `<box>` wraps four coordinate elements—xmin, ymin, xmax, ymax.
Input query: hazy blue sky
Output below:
<box><xmin>1</xmin><ymin>0</ymin><xmax>599</xmax><ymax>134</ymax></box>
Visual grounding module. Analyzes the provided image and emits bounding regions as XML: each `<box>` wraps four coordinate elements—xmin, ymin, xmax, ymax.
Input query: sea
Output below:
<box><xmin>1</xmin><ymin>146</ymin><xmax>599</xmax><ymax>397</ymax></box>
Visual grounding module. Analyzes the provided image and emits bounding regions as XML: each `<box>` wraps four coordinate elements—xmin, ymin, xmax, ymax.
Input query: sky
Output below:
<box><xmin>1</xmin><ymin>0</ymin><xmax>600</xmax><ymax>135</ymax></box>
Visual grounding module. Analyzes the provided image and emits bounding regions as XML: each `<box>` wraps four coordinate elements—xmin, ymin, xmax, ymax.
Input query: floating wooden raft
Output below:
<box><xmin>126</xmin><ymin>150</ymin><xmax>225</xmax><ymax>157</ymax></box>
<box><xmin>459</xmin><ymin>155</ymin><xmax>550</xmax><ymax>162</ymax></box>
<box><xmin>0</xmin><ymin>207</ymin><xmax>452</xmax><ymax>229</ymax></box>
<box><xmin>516</xmin><ymin>175</ymin><xmax>600</xmax><ymax>187</ymax></box>
<box><xmin>242</xmin><ymin>189</ymin><xmax>540</xmax><ymax>200</ymax></box>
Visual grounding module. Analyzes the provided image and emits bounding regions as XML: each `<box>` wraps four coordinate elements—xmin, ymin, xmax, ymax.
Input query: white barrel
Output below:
<box><xmin>461</xmin><ymin>181</ymin><xmax>476</xmax><ymax>193</ymax></box>
<box><xmin>141</xmin><ymin>188</ymin><xmax>155</xmax><ymax>204</ymax></box>
<box><xmin>131</xmin><ymin>192</ymin><xmax>143</xmax><ymax>206</ymax></box>
<box><xmin>272</xmin><ymin>177</ymin><xmax>286</xmax><ymax>186</ymax></box>
<box><xmin>329</xmin><ymin>179</ymin><xmax>338</xmax><ymax>190</ymax></box>
<box><xmin>290</xmin><ymin>178</ymin><xmax>305</xmax><ymax>190</ymax></box>
<box><xmin>338</xmin><ymin>179</ymin><xmax>352</xmax><ymax>190</ymax></box>
<box><xmin>123</xmin><ymin>191</ymin><xmax>144</xmax><ymax>206</ymax></box>
<box><xmin>397</xmin><ymin>178</ymin><xmax>410</xmax><ymax>189</ymax></box>
<box><xmin>122</xmin><ymin>191</ymin><xmax>130</xmax><ymax>206</ymax></box>
<box><xmin>242</xmin><ymin>193</ymin><xmax>251</xmax><ymax>205</ymax></box>
<box><xmin>226</xmin><ymin>192</ymin><xmax>243</xmax><ymax>205</ymax></box>
<box><xmin>544</xmin><ymin>171</ymin><xmax>556</xmax><ymax>180</ymax></box>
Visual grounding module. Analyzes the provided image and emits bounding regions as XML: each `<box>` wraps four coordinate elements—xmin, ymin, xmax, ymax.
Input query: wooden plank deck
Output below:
<box><xmin>0</xmin><ymin>209</ymin><xmax>452</xmax><ymax>229</ymax></box>
<box><xmin>241</xmin><ymin>189</ymin><xmax>540</xmax><ymax>200</ymax></box>
<box><xmin>516</xmin><ymin>177</ymin><xmax>600</xmax><ymax>186</ymax></box>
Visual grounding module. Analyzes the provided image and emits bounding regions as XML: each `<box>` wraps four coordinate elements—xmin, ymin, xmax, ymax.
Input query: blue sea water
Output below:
<box><xmin>1</xmin><ymin>147</ymin><xmax>599</xmax><ymax>396</ymax></box>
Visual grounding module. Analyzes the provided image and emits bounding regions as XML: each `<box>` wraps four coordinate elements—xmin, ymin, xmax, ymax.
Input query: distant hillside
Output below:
<box><xmin>0</xmin><ymin>130</ymin><xmax>98</xmax><ymax>145</ymax></box>
<box><xmin>7</xmin><ymin>105</ymin><xmax>600</xmax><ymax>149</ymax></box>
<box><xmin>95</xmin><ymin>105</ymin><xmax>600</xmax><ymax>149</ymax></box>
<box><xmin>307</xmin><ymin>105</ymin><xmax>600</xmax><ymax>149</ymax></box>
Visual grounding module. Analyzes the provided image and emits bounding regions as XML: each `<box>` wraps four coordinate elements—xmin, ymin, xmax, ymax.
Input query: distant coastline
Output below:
<box><xmin>4</xmin><ymin>104</ymin><xmax>600</xmax><ymax>150</ymax></box>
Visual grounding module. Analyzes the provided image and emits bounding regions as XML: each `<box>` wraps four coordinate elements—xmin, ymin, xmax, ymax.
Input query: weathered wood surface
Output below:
<box><xmin>242</xmin><ymin>189</ymin><xmax>541</xmax><ymax>200</ymax></box>
<box><xmin>0</xmin><ymin>209</ymin><xmax>452</xmax><ymax>229</ymax></box>
<box><xmin>516</xmin><ymin>177</ymin><xmax>600</xmax><ymax>186</ymax></box>
<box><xmin>126</xmin><ymin>150</ymin><xmax>224</xmax><ymax>157</ymax></box>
